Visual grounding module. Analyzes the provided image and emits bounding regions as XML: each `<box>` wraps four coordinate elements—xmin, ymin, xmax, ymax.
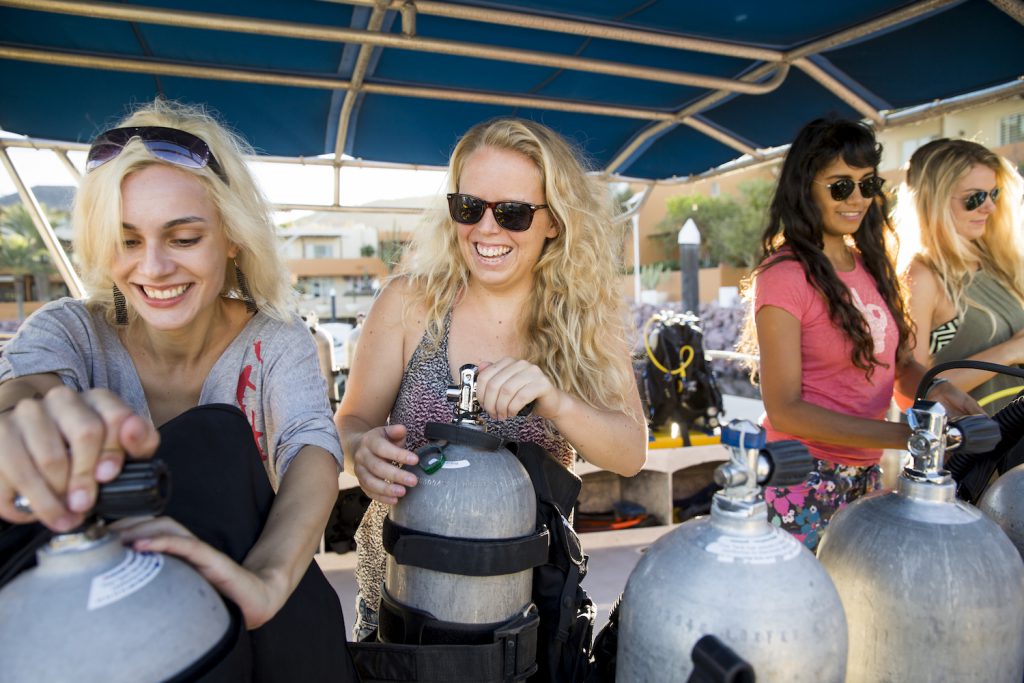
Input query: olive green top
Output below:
<box><xmin>933</xmin><ymin>271</ymin><xmax>1024</xmax><ymax>414</ymax></box>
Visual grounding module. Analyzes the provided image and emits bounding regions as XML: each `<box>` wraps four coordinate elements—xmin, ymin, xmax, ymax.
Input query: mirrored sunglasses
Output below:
<box><xmin>816</xmin><ymin>176</ymin><xmax>885</xmax><ymax>201</ymax></box>
<box><xmin>86</xmin><ymin>126</ymin><xmax>229</xmax><ymax>185</ymax></box>
<box><xmin>964</xmin><ymin>187</ymin><xmax>1000</xmax><ymax>211</ymax></box>
<box><xmin>447</xmin><ymin>193</ymin><xmax>548</xmax><ymax>232</ymax></box>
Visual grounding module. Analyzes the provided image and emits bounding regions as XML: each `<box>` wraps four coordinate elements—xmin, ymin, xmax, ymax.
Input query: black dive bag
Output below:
<box><xmin>636</xmin><ymin>311</ymin><xmax>723</xmax><ymax>441</ymax></box>
<box><xmin>349</xmin><ymin>440</ymin><xmax>594</xmax><ymax>683</ymax></box>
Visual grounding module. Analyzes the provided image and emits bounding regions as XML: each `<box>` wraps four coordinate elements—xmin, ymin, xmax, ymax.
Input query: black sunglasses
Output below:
<box><xmin>815</xmin><ymin>176</ymin><xmax>885</xmax><ymax>201</ymax></box>
<box><xmin>964</xmin><ymin>188</ymin><xmax>1000</xmax><ymax>211</ymax></box>
<box><xmin>447</xmin><ymin>193</ymin><xmax>548</xmax><ymax>232</ymax></box>
<box><xmin>86</xmin><ymin>126</ymin><xmax>229</xmax><ymax>185</ymax></box>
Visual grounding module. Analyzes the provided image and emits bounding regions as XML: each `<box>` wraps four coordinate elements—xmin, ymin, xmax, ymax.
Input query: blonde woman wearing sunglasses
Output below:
<box><xmin>0</xmin><ymin>99</ymin><xmax>358</xmax><ymax>680</ymax></box>
<box><xmin>899</xmin><ymin>138</ymin><xmax>1024</xmax><ymax>414</ymax></box>
<box><xmin>336</xmin><ymin>117</ymin><xmax>646</xmax><ymax>640</ymax></box>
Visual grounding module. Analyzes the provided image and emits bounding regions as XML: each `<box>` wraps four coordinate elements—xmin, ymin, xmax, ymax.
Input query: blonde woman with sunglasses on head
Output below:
<box><xmin>335</xmin><ymin>118</ymin><xmax>646</xmax><ymax>640</ymax></box>
<box><xmin>899</xmin><ymin>139</ymin><xmax>1024</xmax><ymax>414</ymax></box>
<box><xmin>0</xmin><ymin>99</ymin><xmax>358</xmax><ymax>680</ymax></box>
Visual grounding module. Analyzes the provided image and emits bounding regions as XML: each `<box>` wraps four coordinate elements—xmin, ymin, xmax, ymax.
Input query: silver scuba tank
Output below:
<box><xmin>817</xmin><ymin>400</ymin><xmax>1024</xmax><ymax>683</ymax></box>
<box><xmin>0</xmin><ymin>461</ymin><xmax>233</xmax><ymax>683</ymax></box>
<box><xmin>382</xmin><ymin>364</ymin><xmax>541</xmax><ymax>631</ymax></box>
<box><xmin>616</xmin><ymin>420</ymin><xmax>848</xmax><ymax>683</ymax></box>
<box><xmin>979</xmin><ymin>463</ymin><xmax>1024</xmax><ymax>558</ymax></box>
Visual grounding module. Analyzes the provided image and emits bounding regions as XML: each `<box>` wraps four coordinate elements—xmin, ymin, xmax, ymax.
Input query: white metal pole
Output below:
<box><xmin>632</xmin><ymin>212</ymin><xmax>641</xmax><ymax>303</ymax></box>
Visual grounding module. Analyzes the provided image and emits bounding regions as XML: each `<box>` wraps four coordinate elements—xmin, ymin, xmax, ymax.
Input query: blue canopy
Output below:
<box><xmin>1</xmin><ymin>0</ymin><xmax>1023</xmax><ymax>180</ymax></box>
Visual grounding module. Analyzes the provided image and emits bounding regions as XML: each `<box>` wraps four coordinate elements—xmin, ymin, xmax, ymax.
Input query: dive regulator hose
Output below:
<box><xmin>917</xmin><ymin>360</ymin><xmax>1024</xmax><ymax>502</ymax></box>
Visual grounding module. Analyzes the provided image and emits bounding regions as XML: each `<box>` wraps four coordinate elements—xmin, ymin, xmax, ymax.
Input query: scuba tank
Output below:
<box><xmin>979</xmin><ymin>465</ymin><xmax>1024</xmax><ymax>558</ymax></box>
<box><xmin>0</xmin><ymin>461</ymin><xmax>236</xmax><ymax>683</ymax></box>
<box><xmin>817</xmin><ymin>399</ymin><xmax>1024</xmax><ymax>682</ymax></box>
<box><xmin>377</xmin><ymin>364</ymin><xmax>545</xmax><ymax>680</ymax></box>
<box><xmin>616</xmin><ymin>420</ymin><xmax>846</xmax><ymax>683</ymax></box>
<box><xmin>976</xmin><ymin>393</ymin><xmax>1024</xmax><ymax>558</ymax></box>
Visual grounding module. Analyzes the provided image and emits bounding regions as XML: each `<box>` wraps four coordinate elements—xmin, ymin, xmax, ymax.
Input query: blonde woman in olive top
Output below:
<box><xmin>900</xmin><ymin>139</ymin><xmax>1024</xmax><ymax>414</ymax></box>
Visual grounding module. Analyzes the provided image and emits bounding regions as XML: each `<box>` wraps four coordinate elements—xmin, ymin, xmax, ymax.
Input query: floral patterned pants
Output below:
<box><xmin>764</xmin><ymin>459</ymin><xmax>882</xmax><ymax>553</ymax></box>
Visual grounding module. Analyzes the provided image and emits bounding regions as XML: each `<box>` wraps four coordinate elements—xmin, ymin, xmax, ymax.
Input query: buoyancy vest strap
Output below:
<box><xmin>424</xmin><ymin>422</ymin><xmax>504</xmax><ymax>451</ymax></box>
<box><xmin>355</xmin><ymin>595</ymin><xmax>539</xmax><ymax>683</ymax></box>
<box><xmin>382</xmin><ymin>517</ymin><xmax>549</xmax><ymax>577</ymax></box>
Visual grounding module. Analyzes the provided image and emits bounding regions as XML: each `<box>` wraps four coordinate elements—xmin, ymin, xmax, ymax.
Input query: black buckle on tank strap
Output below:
<box><xmin>366</xmin><ymin>590</ymin><xmax>540</xmax><ymax>683</ymax></box>
<box><xmin>382</xmin><ymin>517</ymin><xmax>549</xmax><ymax>576</ymax></box>
<box><xmin>424</xmin><ymin>422</ymin><xmax>505</xmax><ymax>451</ymax></box>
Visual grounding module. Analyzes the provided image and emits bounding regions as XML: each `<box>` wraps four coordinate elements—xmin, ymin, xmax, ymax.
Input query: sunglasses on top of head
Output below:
<box><xmin>963</xmin><ymin>188</ymin><xmax>999</xmax><ymax>211</ymax></box>
<box><xmin>86</xmin><ymin>126</ymin><xmax>229</xmax><ymax>185</ymax></box>
<box><xmin>814</xmin><ymin>175</ymin><xmax>885</xmax><ymax>201</ymax></box>
<box><xmin>447</xmin><ymin>193</ymin><xmax>548</xmax><ymax>232</ymax></box>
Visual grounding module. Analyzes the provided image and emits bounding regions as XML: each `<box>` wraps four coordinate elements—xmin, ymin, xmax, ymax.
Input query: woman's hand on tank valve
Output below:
<box><xmin>927</xmin><ymin>380</ymin><xmax>984</xmax><ymax>416</ymax></box>
<box><xmin>353</xmin><ymin>424</ymin><xmax>419</xmax><ymax>505</ymax></box>
<box><xmin>0</xmin><ymin>386</ymin><xmax>160</xmax><ymax>532</ymax></box>
<box><xmin>476</xmin><ymin>358</ymin><xmax>564</xmax><ymax>421</ymax></box>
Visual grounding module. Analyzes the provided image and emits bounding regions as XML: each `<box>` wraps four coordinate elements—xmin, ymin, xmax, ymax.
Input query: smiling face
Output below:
<box><xmin>455</xmin><ymin>146</ymin><xmax>558</xmax><ymax>293</ymax></box>
<box><xmin>949</xmin><ymin>163</ymin><xmax>998</xmax><ymax>242</ymax></box>
<box><xmin>113</xmin><ymin>164</ymin><xmax>237</xmax><ymax>333</ymax></box>
<box><xmin>812</xmin><ymin>156</ymin><xmax>878</xmax><ymax>244</ymax></box>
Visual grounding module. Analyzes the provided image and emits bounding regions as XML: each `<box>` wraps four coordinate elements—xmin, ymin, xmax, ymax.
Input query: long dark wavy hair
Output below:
<box><xmin>742</xmin><ymin>117</ymin><xmax>912</xmax><ymax>378</ymax></box>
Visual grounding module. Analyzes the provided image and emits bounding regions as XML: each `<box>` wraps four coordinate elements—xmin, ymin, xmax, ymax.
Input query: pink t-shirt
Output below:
<box><xmin>754</xmin><ymin>253</ymin><xmax>898</xmax><ymax>466</ymax></box>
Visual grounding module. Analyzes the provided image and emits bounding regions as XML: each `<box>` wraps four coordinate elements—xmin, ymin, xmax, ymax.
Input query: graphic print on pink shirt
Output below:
<box><xmin>850</xmin><ymin>288</ymin><xmax>888</xmax><ymax>354</ymax></box>
<box><xmin>235</xmin><ymin>339</ymin><xmax>266</xmax><ymax>460</ymax></box>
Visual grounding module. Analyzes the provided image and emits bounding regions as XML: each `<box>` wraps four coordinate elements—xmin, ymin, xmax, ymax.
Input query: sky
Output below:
<box><xmin>0</xmin><ymin>134</ymin><xmax>449</xmax><ymax>222</ymax></box>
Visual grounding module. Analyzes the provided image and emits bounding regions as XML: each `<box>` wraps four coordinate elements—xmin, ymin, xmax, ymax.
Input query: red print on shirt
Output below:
<box><xmin>236</xmin><ymin>339</ymin><xmax>266</xmax><ymax>460</ymax></box>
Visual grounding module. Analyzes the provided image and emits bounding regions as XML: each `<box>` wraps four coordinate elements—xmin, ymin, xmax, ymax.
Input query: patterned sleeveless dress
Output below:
<box><xmin>352</xmin><ymin>312</ymin><xmax>575</xmax><ymax>636</ymax></box>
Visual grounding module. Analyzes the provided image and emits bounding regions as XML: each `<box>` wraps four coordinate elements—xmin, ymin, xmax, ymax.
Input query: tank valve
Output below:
<box><xmin>444</xmin><ymin>363</ymin><xmax>535</xmax><ymax>427</ymax></box>
<box><xmin>945</xmin><ymin>414</ymin><xmax>1001</xmax><ymax>454</ymax></box>
<box><xmin>906</xmin><ymin>400</ymin><xmax>948</xmax><ymax>482</ymax></box>
<box><xmin>446</xmin><ymin>363</ymin><xmax>485</xmax><ymax>427</ymax></box>
<box><xmin>905</xmin><ymin>400</ymin><xmax>1001</xmax><ymax>485</ymax></box>
<box><xmin>13</xmin><ymin>459</ymin><xmax>170</xmax><ymax>523</ymax></box>
<box><xmin>715</xmin><ymin>420</ymin><xmax>812</xmax><ymax>506</ymax></box>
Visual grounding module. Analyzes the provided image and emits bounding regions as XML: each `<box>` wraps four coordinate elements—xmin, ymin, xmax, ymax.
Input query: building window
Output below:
<box><xmin>901</xmin><ymin>135</ymin><xmax>938</xmax><ymax>167</ymax></box>
<box><xmin>1000</xmin><ymin>113</ymin><xmax>1024</xmax><ymax>146</ymax></box>
<box><xmin>312</xmin><ymin>244</ymin><xmax>332</xmax><ymax>258</ymax></box>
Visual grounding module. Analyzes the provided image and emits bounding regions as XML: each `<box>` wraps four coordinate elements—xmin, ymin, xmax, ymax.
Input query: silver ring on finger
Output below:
<box><xmin>13</xmin><ymin>494</ymin><xmax>32</xmax><ymax>515</ymax></box>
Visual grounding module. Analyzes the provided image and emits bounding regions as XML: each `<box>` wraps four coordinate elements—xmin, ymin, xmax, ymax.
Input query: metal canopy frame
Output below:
<box><xmin>3</xmin><ymin>1</ymin><xmax>1021</xmax><ymax>174</ymax></box>
<box><xmin>2</xmin><ymin>0</ymin><xmax>986</xmax><ymax>164</ymax></box>
<box><xmin>1</xmin><ymin>0</ymin><xmax>1022</xmax><ymax>297</ymax></box>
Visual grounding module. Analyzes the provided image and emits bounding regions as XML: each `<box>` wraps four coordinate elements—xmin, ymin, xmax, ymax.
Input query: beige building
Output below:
<box><xmin>278</xmin><ymin>196</ymin><xmax>437</xmax><ymax>319</ymax></box>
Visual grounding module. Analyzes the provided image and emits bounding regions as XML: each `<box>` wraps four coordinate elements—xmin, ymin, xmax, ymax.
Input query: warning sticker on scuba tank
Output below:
<box><xmin>704</xmin><ymin>526</ymin><xmax>801</xmax><ymax>564</ymax></box>
<box><xmin>441</xmin><ymin>460</ymin><xmax>470</xmax><ymax>469</ymax></box>
<box><xmin>87</xmin><ymin>550</ymin><xmax>164</xmax><ymax>610</ymax></box>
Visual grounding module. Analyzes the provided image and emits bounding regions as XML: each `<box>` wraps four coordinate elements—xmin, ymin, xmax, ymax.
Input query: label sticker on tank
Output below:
<box><xmin>87</xmin><ymin>550</ymin><xmax>164</xmax><ymax>610</ymax></box>
<box><xmin>441</xmin><ymin>460</ymin><xmax>470</xmax><ymax>469</ymax></box>
<box><xmin>704</xmin><ymin>526</ymin><xmax>801</xmax><ymax>564</ymax></box>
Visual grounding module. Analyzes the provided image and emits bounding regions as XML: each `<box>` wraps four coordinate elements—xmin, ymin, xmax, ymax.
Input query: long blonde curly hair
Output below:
<box><xmin>73</xmin><ymin>98</ymin><xmax>295</xmax><ymax>323</ymax></box>
<box><xmin>897</xmin><ymin>138</ymin><xmax>1024</xmax><ymax>317</ymax></box>
<box><xmin>397</xmin><ymin>117</ymin><xmax>634</xmax><ymax>413</ymax></box>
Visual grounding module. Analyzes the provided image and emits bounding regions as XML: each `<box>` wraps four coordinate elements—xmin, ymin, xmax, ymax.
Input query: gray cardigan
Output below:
<box><xmin>0</xmin><ymin>298</ymin><xmax>343</xmax><ymax>489</ymax></box>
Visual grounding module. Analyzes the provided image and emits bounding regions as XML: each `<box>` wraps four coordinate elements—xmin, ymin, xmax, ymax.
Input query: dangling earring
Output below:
<box><xmin>112</xmin><ymin>284</ymin><xmax>128</xmax><ymax>326</ymax></box>
<box><xmin>234</xmin><ymin>260</ymin><xmax>258</xmax><ymax>314</ymax></box>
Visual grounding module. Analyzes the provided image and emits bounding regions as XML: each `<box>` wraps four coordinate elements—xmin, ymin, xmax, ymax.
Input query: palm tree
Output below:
<box><xmin>0</xmin><ymin>232</ymin><xmax>48</xmax><ymax>319</ymax></box>
<box><xmin>0</xmin><ymin>203</ymin><xmax>63</xmax><ymax>319</ymax></box>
